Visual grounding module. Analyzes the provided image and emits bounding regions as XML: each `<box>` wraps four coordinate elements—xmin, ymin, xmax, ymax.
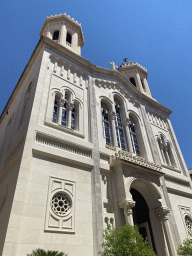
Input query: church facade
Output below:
<box><xmin>0</xmin><ymin>13</ymin><xmax>192</xmax><ymax>256</ymax></box>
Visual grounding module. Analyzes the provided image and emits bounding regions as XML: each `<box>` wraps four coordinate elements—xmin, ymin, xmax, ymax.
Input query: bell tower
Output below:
<box><xmin>118</xmin><ymin>59</ymin><xmax>152</xmax><ymax>97</ymax></box>
<box><xmin>40</xmin><ymin>13</ymin><xmax>84</xmax><ymax>55</ymax></box>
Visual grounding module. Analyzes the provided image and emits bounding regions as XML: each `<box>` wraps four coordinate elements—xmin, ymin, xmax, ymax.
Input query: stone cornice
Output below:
<box><xmin>110</xmin><ymin>150</ymin><xmax>162</xmax><ymax>172</ymax></box>
<box><xmin>40</xmin><ymin>13</ymin><xmax>84</xmax><ymax>46</ymax></box>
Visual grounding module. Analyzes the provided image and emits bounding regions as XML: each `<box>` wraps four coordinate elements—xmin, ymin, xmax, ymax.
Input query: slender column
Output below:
<box><xmin>136</xmin><ymin>73</ymin><xmax>144</xmax><ymax>93</ymax></box>
<box><xmin>169</xmin><ymin>146</ymin><xmax>176</xmax><ymax>168</ymax></box>
<box><xmin>67</xmin><ymin>103</ymin><xmax>74</xmax><ymax>128</ymax></box>
<box><xmin>143</xmin><ymin>78</ymin><xmax>152</xmax><ymax>97</ymax></box>
<box><xmin>119</xmin><ymin>199</ymin><xmax>135</xmax><ymax>226</ymax></box>
<box><xmin>159</xmin><ymin>144</ymin><xmax>166</xmax><ymax>164</ymax></box>
<box><xmin>109</xmin><ymin>112</ymin><xmax>118</xmax><ymax>147</ymax></box>
<box><xmin>47</xmin><ymin>30</ymin><xmax>52</xmax><ymax>39</ymax></box>
<box><xmin>72</xmin><ymin>32</ymin><xmax>78</xmax><ymax>52</ymax></box>
<box><xmin>59</xmin><ymin>24</ymin><xmax>67</xmax><ymax>46</ymax></box>
<box><xmin>155</xmin><ymin>207</ymin><xmax>177</xmax><ymax>256</ymax></box>
<box><xmin>123</xmin><ymin>118</ymin><xmax>133</xmax><ymax>153</ymax></box>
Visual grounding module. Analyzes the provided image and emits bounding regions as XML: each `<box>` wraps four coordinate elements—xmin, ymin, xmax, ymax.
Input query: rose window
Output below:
<box><xmin>185</xmin><ymin>215</ymin><xmax>192</xmax><ymax>233</ymax></box>
<box><xmin>51</xmin><ymin>192</ymin><xmax>71</xmax><ymax>216</ymax></box>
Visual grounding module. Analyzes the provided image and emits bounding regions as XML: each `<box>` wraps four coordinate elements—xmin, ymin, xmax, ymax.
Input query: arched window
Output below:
<box><xmin>130</xmin><ymin>77</ymin><xmax>136</xmax><ymax>87</ymax></box>
<box><xmin>51</xmin><ymin>92</ymin><xmax>80</xmax><ymax>132</ymax></box>
<box><xmin>115</xmin><ymin>99</ymin><xmax>126</xmax><ymax>150</ymax></box>
<box><xmin>66</xmin><ymin>32</ymin><xmax>72</xmax><ymax>45</ymax></box>
<box><xmin>101</xmin><ymin>102</ymin><xmax>111</xmax><ymax>145</ymax></box>
<box><xmin>71</xmin><ymin>107</ymin><xmax>76</xmax><ymax>129</ymax></box>
<box><xmin>129</xmin><ymin>118</ymin><xmax>140</xmax><ymax>156</ymax></box>
<box><xmin>52</xmin><ymin>99</ymin><xmax>58</xmax><ymax>123</ymax></box>
<box><xmin>53</xmin><ymin>31</ymin><xmax>59</xmax><ymax>41</ymax></box>
<box><xmin>157</xmin><ymin>134</ymin><xmax>176</xmax><ymax>167</ymax></box>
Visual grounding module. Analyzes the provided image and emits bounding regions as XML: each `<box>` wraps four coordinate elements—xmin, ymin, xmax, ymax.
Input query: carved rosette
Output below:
<box><xmin>119</xmin><ymin>199</ymin><xmax>136</xmax><ymax>215</ymax></box>
<box><xmin>155</xmin><ymin>206</ymin><xmax>170</xmax><ymax>220</ymax></box>
<box><xmin>110</xmin><ymin>150</ymin><xmax>162</xmax><ymax>172</ymax></box>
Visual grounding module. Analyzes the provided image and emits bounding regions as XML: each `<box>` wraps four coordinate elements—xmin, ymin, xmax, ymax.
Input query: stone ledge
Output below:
<box><xmin>110</xmin><ymin>150</ymin><xmax>162</xmax><ymax>172</ymax></box>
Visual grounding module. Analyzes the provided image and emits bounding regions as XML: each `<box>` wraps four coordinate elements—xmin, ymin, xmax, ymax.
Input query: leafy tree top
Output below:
<box><xmin>26</xmin><ymin>248</ymin><xmax>68</xmax><ymax>256</ymax></box>
<box><xmin>177</xmin><ymin>237</ymin><xmax>192</xmax><ymax>256</ymax></box>
<box><xmin>99</xmin><ymin>224</ymin><xmax>156</xmax><ymax>256</ymax></box>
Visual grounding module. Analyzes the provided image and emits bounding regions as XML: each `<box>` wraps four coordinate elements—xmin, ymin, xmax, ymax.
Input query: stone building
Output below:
<box><xmin>0</xmin><ymin>13</ymin><xmax>192</xmax><ymax>256</ymax></box>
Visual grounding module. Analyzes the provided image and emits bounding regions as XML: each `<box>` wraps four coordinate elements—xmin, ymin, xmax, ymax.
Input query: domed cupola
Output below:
<box><xmin>40</xmin><ymin>13</ymin><xmax>84</xmax><ymax>56</ymax></box>
<box><xmin>118</xmin><ymin>59</ymin><xmax>152</xmax><ymax>97</ymax></box>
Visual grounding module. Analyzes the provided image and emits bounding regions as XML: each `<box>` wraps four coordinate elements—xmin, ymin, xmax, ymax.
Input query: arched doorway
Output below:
<box><xmin>130</xmin><ymin>188</ymin><xmax>157</xmax><ymax>253</ymax></box>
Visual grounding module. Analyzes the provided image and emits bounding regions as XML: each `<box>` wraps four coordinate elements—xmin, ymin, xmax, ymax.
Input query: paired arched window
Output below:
<box><xmin>157</xmin><ymin>134</ymin><xmax>176</xmax><ymax>167</ymax></box>
<box><xmin>114</xmin><ymin>99</ymin><xmax>126</xmax><ymax>150</ymax></box>
<box><xmin>53</xmin><ymin>31</ymin><xmax>60</xmax><ymax>41</ymax></box>
<box><xmin>129</xmin><ymin>118</ymin><xmax>140</xmax><ymax>156</ymax></box>
<box><xmin>52</xmin><ymin>92</ymin><xmax>78</xmax><ymax>130</ymax></box>
<box><xmin>101</xmin><ymin>102</ymin><xmax>111</xmax><ymax>145</ymax></box>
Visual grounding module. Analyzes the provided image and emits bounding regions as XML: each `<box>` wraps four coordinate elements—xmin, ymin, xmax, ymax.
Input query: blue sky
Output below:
<box><xmin>0</xmin><ymin>0</ymin><xmax>191</xmax><ymax>169</ymax></box>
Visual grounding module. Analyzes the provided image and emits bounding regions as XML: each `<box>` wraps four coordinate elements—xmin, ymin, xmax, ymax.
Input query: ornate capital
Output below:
<box><xmin>67</xmin><ymin>103</ymin><xmax>74</xmax><ymax>111</ymax></box>
<box><xmin>109</xmin><ymin>112</ymin><xmax>116</xmax><ymax>121</ymax></box>
<box><xmin>123</xmin><ymin>118</ymin><xmax>132</xmax><ymax>127</ymax></box>
<box><xmin>119</xmin><ymin>199</ymin><xmax>136</xmax><ymax>212</ymax></box>
<box><xmin>155</xmin><ymin>206</ymin><xmax>170</xmax><ymax>220</ymax></box>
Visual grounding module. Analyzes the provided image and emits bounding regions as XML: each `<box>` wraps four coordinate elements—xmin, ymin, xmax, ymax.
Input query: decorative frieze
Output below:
<box><xmin>147</xmin><ymin>110</ymin><xmax>167</xmax><ymax>130</ymax></box>
<box><xmin>110</xmin><ymin>150</ymin><xmax>162</xmax><ymax>172</ymax></box>
<box><xmin>36</xmin><ymin>133</ymin><xmax>92</xmax><ymax>158</ymax></box>
<box><xmin>48</xmin><ymin>55</ymin><xmax>89</xmax><ymax>88</ymax></box>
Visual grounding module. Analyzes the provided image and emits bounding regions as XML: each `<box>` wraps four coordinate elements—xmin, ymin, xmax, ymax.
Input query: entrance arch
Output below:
<box><xmin>119</xmin><ymin>176</ymin><xmax>177</xmax><ymax>256</ymax></box>
<box><xmin>130</xmin><ymin>188</ymin><xmax>156</xmax><ymax>253</ymax></box>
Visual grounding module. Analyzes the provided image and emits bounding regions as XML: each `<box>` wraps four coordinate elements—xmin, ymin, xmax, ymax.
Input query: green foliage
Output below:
<box><xmin>99</xmin><ymin>224</ymin><xmax>156</xmax><ymax>256</ymax></box>
<box><xmin>26</xmin><ymin>248</ymin><xmax>68</xmax><ymax>256</ymax></box>
<box><xmin>178</xmin><ymin>237</ymin><xmax>192</xmax><ymax>255</ymax></box>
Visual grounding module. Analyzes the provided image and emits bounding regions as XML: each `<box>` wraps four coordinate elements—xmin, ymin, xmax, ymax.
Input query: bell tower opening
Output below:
<box><xmin>53</xmin><ymin>31</ymin><xmax>59</xmax><ymax>41</ymax></box>
<box><xmin>66</xmin><ymin>32</ymin><xmax>72</xmax><ymax>45</ymax></box>
<box><xmin>130</xmin><ymin>188</ymin><xmax>157</xmax><ymax>253</ymax></box>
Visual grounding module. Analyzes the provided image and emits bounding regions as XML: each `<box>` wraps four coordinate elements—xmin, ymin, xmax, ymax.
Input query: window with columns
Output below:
<box><xmin>52</xmin><ymin>92</ymin><xmax>78</xmax><ymax>130</ymax></box>
<box><xmin>157</xmin><ymin>134</ymin><xmax>176</xmax><ymax>167</ymax></box>
<box><xmin>101</xmin><ymin>102</ymin><xmax>111</xmax><ymax>145</ymax></box>
<box><xmin>100</xmin><ymin>98</ymin><xmax>144</xmax><ymax>156</ymax></box>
